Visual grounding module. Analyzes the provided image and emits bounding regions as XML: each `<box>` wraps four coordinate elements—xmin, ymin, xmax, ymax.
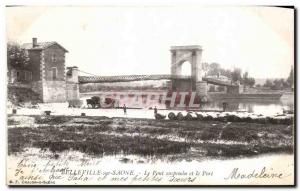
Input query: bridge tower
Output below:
<box><xmin>66</xmin><ymin>66</ymin><xmax>80</xmax><ymax>106</ymax></box>
<box><xmin>170</xmin><ymin>45</ymin><xmax>207</xmax><ymax>97</ymax></box>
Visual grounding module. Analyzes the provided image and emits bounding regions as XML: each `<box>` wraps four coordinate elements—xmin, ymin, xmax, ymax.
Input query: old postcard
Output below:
<box><xmin>6</xmin><ymin>5</ymin><xmax>295</xmax><ymax>186</ymax></box>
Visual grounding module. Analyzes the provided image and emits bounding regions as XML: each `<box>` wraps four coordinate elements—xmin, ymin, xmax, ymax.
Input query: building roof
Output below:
<box><xmin>22</xmin><ymin>41</ymin><xmax>68</xmax><ymax>52</ymax></box>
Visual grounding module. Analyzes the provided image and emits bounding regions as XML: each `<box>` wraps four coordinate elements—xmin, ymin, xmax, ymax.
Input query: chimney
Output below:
<box><xmin>32</xmin><ymin>38</ymin><xmax>37</xmax><ymax>47</ymax></box>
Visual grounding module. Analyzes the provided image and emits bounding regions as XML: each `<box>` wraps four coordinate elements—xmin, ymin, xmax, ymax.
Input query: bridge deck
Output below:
<box><xmin>78</xmin><ymin>75</ymin><xmax>237</xmax><ymax>87</ymax></box>
<box><xmin>79</xmin><ymin>75</ymin><xmax>186</xmax><ymax>83</ymax></box>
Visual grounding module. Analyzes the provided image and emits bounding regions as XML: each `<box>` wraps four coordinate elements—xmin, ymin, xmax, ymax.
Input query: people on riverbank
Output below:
<box><xmin>154</xmin><ymin>106</ymin><xmax>158</xmax><ymax>115</ymax></box>
<box><xmin>123</xmin><ymin>104</ymin><xmax>127</xmax><ymax>115</ymax></box>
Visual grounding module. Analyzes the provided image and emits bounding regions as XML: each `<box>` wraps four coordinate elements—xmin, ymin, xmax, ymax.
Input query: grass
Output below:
<box><xmin>7</xmin><ymin>115</ymin><xmax>294</xmax><ymax>160</ymax></box>
<box><xmin>8</xmin><ymin>126</ymin><xmax>190</xmax><ymax>157</ymax></box>
<box><xmin>32</xmin><ymin>136</ymin><xmax>191</xmax><ymax>156</ymax></box>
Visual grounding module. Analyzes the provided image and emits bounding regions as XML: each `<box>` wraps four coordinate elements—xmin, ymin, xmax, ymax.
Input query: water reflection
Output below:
<box><xmin>200</xmin><ymin>98</ymin><xmax>294</xmax><ymax>116</ymax></box>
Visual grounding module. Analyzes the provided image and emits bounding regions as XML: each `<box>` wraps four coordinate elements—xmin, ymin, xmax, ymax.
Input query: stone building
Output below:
<box><xmin>8</xmin><ymin>38</ymin><xmax>81</xmax><ymax>104</ymax></box>
<box><xmin>20</xmin><ymin>38</ymin><xmax>69</xmax><ymax>102</ymax></box>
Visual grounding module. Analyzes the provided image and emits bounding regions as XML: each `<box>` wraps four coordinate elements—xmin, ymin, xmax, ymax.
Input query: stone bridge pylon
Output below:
<box><xmin>170</xmin><ymin>45</ymin><xmax>207</xmax><ymax>97</ymax></box>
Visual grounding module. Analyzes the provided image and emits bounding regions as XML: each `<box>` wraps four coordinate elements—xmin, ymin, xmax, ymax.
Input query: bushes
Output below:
<box><xmin>35</xmin><ymin>116</ymin><xmax>71</xmax><ymax>124</ymax></box>
<box><xmin>8</xmin><ymin>86</ymin><xmax>41</xmax><ymax>106</ymax></box>
<box><xmin>32</xmin><ymin>135</ymin><xmax>191</xmax><ymax>156</ymax></box>
<box><xmin>200</xmin><ymin>126</ymin><xmax>222</xmax><ymax>140</ymax></box>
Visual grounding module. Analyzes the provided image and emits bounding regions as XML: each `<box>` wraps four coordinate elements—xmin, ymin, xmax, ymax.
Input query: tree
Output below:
<box><xmin>242</xmin><ymin>71</ymin><xmax>249</xmax><ymax>82</ymax></box>
<box><xmin>7</xmin><ymin>42</ymin><xmax>29</xmax><ymax>69</ymax></box>
<box><xmin>202</xmin><ymin>62</ymin><xmax>210</xmax><ymax>72</ymax></box>
<box><xmin>221</xmin><ymin>68</ymin><xmax>232</xmax><ymax>79</ymax></box>
<box><xmin>207</xmin><ymin>62</ymin><xmax>221</xmax><ymax>76</ymax></box>
<box><xmin>264</xmin><ymin>79</ymin><xmax>273</xmax><ymax>87</ymax></box>
<box><xmin>270</xmin><ymin>78</ymin><xmax>288</xmax><ymax>90</ymax></box>
<box><xmin>242</xmin><ymin>71</ymin><xmax>248</xmax><ymax>85</ymax></box>
<box><xmin>241</xmin><ymin>71</ymin><xmax>256</xmax><ymax>87</ymax></box>
<box><xmin>287</xmin><ymin>67</ymin><xmax>294</xmax><ymax>87</ymax></box>
<box><xmin>280</xmin><ymin>78</ymin><xmax>289</xmax><ymax>88</ymax></box>
<box><xmin>247</xmin><ymin>77</ymin><xmax>256</xmax><ymax>87</ymax></box>
<box><xmin>231</xmin><ymin>68</ymin><xmax>242</xmax><ymax>83</ymax></box>
<box><xmin>271</xmin><ymin>79</ymin><xmax>282</xmax><ymax>90</ymax></box>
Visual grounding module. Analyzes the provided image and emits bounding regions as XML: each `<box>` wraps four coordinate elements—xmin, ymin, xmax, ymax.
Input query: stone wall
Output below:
<box><xmin>196</xmin><ymin>81</ymin><xmax>208</xmax><ymax>96</ymax></box>
<box><xmin>31</xmin><ymin>81</ymin><xmax>43</xmax><ymax>101</ymax></box>
<box><xmin>7</xmin><ymin>86</ymin><xmax>41</xmax><ymax>104</ymax></box>
<box><xmin>40</xmin><ymin>44</ymin><xmax>67</xmax><ymax>103</ymax></box>
<box><xmin>28</xmin><ymin>50</ymin><xmax>42</xmax><ymax>81</ymax></box>
<box><xmin>66</xmin><ymin>83</ymin><xmax>79</xmax><ymax>101</ymax></box>
<box><xmin>227</xmin><ymin>85</ymin><xmax>243</xmax><ymax>94</ymax></box>
<box><xmin>66</xmin><ymin>67</ymin><xmax>80</xmax><ymax>103</ymax></box>
<box><xmin>42</xmin><ymin>81</ymin><xmax>66</xmax><ymax>103</ymax></box>
<box><xmin>43</xmin><ymin>44</ymin><xmax>66</xmax><ymax>81</ymax></box>
<box><xmin>171</xmin><ymin>79</ymin><xmax>194</xmax><ymax>91</ymax></box>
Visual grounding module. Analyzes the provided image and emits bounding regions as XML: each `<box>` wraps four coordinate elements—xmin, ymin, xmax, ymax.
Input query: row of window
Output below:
<box><xmin>10</xmin><ymin>67</ymin><xmax>58</xmax><ymax>82</ymax></box>
<box><xmin>11</xmin><ymin>70</ymin><xmax>32</xmax><ymax>82</ymax></box>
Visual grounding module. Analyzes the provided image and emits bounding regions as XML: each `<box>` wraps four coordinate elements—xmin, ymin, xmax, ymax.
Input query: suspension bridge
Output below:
<box><xmin>77</xmin><ymin>69</ymin><xmax>237</xmax><ymax>87</ymax></box>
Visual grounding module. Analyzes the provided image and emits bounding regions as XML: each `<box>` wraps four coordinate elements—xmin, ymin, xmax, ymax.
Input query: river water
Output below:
<box><xmin>80</xmin><ymin>92</ymin><xmax>294</xmax><ymax>116</ymax></box>
<box><xmin>200</xmin><ymin>97</ymin><xmax>294</xmax><ymax>116</ymax></box>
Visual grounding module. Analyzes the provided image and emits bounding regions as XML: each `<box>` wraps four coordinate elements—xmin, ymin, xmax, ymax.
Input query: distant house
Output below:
<box><xmin>9</xmin><ymin>38</ymin><xmax>69</xmax><ymax>103</ymax></box>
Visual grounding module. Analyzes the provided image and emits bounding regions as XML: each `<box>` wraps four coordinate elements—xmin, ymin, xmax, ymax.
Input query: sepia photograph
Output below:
<box><xmin>5</xmin><ymin>5</ymin><xmax>295</xmax><ymax>186</ymax></box>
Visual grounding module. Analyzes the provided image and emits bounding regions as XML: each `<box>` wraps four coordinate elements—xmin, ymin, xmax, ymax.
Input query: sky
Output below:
<box><xmin>6</xmin><ymin>6</ymin><xmax>294</xmax><ymax>78</ymax></box>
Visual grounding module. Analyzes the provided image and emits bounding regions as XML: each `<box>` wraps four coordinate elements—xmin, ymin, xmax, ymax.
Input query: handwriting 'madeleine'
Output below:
<box><xmin>224</xmin><ymin>167</ymin><xmax>283</xmax><ymax>180</ymax></box>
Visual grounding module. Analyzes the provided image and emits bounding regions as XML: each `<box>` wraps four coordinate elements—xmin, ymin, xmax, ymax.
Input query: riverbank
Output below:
<box><xmin>8</xmin><ymin>115</ymin><xmax>293</xmax><ymax>159</ymax></box>
<box><xmin>7</xmin><ymin>115</ymin><xmax>294</xmax><ymax>185</ymax></box>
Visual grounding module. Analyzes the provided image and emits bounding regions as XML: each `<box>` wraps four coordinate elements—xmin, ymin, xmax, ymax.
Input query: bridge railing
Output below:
<box><xmin>78</xmin><ymin>74</ymin><xmax>192</xmax><ymax>83</ymax></box>
<box><xmin>78</xmin><ymin>74</ymin><xmax>237</xmax><ymax>87</ymax></box>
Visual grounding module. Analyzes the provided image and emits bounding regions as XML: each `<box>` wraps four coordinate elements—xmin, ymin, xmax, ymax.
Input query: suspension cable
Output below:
<box><xmin>77</xmin><ymin>69</ymin><xmax>98</xmax><ymax>76</ymax></box>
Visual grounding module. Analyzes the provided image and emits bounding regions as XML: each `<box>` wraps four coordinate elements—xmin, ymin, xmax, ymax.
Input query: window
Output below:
<box><xmin>51</xmin><ymin>67</ymin><xmax>57</xmax><ymax>80</ymax></box>
<box><xmin>10</xmin><ymin>69</ymin><xmax>17</xmax><ymax>83</ymax></box>
<box><xmin>16</xmin><ymin>71</ymin><xmax>21</xmax><ymax>82</ymax></box>
<box><xmin>25</xmin><ymin>71</ymin><xmax>32</xmax><ymax>81</ymax></box>
<box><xmin>51</xmin><ymin>54</ymin><xmax>57</xmax><ymax>62</ymax></box>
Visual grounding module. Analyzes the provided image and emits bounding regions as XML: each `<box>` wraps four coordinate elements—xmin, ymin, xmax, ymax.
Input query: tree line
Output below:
<box><xmin>261</xmin><ymin>67</ymin><xmax>294</xmax><ymax>90</ymax></box>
